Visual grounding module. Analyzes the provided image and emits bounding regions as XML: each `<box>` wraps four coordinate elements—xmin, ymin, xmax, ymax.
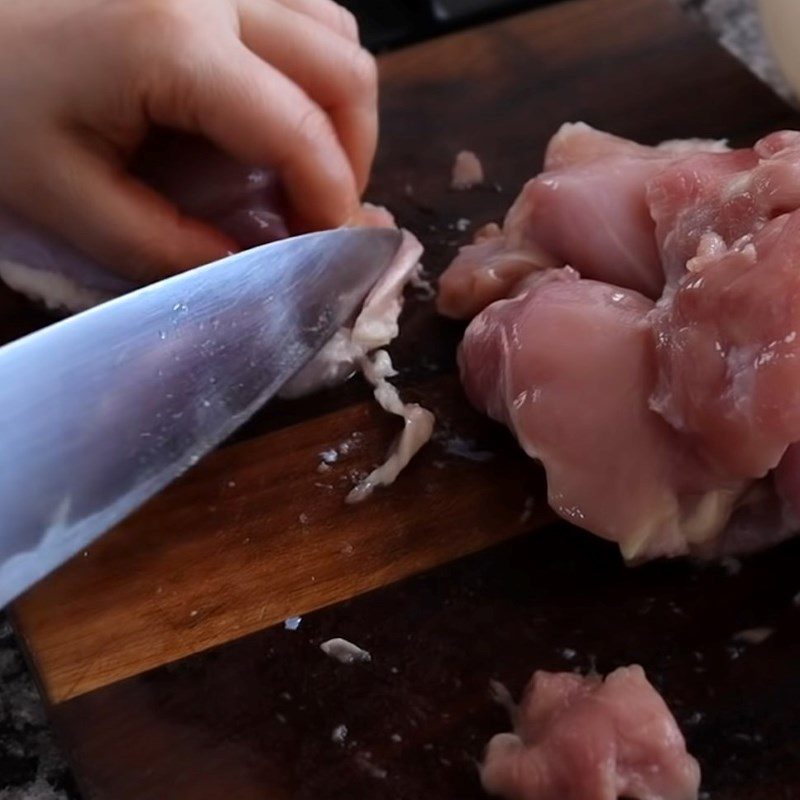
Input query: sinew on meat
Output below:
<box><xmin>441</xmin><ymin>123</ymin><xmax>800</xmax><ymax>560</ymax></box>
<box><xmin>481</xmin><ymin>666</ymin><xmax>701</xmax><ymax>800</ymax></box>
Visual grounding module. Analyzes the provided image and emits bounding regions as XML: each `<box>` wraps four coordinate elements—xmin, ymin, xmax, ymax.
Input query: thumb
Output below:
<box><xmin>10</xmin><ymin>133</ymin><xmax>237</xmax><ymax>284</ymax></box>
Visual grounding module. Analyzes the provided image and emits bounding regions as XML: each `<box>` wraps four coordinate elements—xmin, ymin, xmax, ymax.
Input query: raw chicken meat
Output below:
<box><xmin>435</xmin><ymin>220</ymin><xmax>557</xmax><ymax>320</ymax></box>
<box><xmin>451</xmin><ymin>150</ymin><xmax>484</xmax><ymax>190</ymax></box>
<box><xmin>280</xmin><ymin>206</ymin><xmax>419</xmax><ymax>398</ymax></box>
<box><xmin>459</xmin><ymin>269</ymin><xmax>744</xmax><ymax>560</ymax></box>
<box><xmin>437</xmin><ymin>123</ymin><xmax>729</xmax><ymax>318</ymax></box>
<box><xmin>281</xmin><ymin>214</ymin><xmax>435</xmax><ymax>502</ymax></box>
<box><xmin>0</xmin><ymin>134</ymin><xmax>434</xmax><ymax>500</ymax></box>
<box><xmin>346</xmin><ymin>349</ymin><xmax>435</xmax><ymax>503</ymax></box>
<box><xmin>481</xmin><ymin>666</ymin><xmax>701</xmax><ymax>800</ymax></box>
<box><xmin>445</xmin><ymin>123</ymin><xmax>800</xmax><ymax>560</ymax></box>
<box><xmin>651</xmin><ymin>212</ymin><xmax>800</xmax><ymax>478</ymax></box>
<box><xmin>648</xmin><ymin>130</ymin><xmax>800</xmax><ymax>284</ymax></box>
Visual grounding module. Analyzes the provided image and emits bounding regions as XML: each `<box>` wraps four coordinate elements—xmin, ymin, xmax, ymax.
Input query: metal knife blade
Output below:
<box><xmin>0</xmin><ymin>227</ymin><xmax>403</xmax><ymax>608</ymax></box>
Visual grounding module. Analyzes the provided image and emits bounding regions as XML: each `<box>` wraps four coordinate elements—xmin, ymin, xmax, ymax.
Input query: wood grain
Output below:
<box><xmin>13</xmin><ymin>377</ymin><xmax>549</xmax><ymax>702</ymax></box>
<box><xmin>7</xmin><ymin>1</ymin><xmax>800</xmax><ymax>796</ymax></box>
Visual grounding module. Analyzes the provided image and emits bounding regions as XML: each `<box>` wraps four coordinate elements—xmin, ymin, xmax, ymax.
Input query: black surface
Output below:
<box><xmin>54</xmin><ymin>529</ymin><xmax>800</xmax><ymax>799</ymax></box>
<box><xmin>342</xmin><ymin>0</ymin><xmax>551</xmax><ymax>50</ymax></box>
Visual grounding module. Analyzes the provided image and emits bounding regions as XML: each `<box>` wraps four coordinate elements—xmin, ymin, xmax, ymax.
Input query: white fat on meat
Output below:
<box><xmin>481</xmin><ymin>666</ymin><xmax>701</xmax><ymax>800</ymax></box>
<box><xmin>656</xmin><ymin>137</ymin><xmax>730</xmax><ymax>154</ymax></box>
<box><xmin>279</xmin><ymin>222</ymin><xmax>425</xmax><ymax>397</ymax></box>
<box><xmin>346</xmin><ymin>349</ymin><xmax>435</xmax><ymax>503</ymax></box>
<box><xmin>281</xmin><ymin>228</ymin><xmax>435</xmax><ymax>501</ymax></box>
<box><xmin>277</xmin><ymin>328</ymin><xmax>362</xmax><ymax>399</ymax></box>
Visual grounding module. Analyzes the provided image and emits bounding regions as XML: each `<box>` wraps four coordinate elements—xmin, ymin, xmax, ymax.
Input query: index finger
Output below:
<box><xmin>238</xmin><ymin>0</ymin><xmax>378</xmax><ymax>193</ymax></box>
<box><xmin>274</xmin><ymin>0</ymin><xmax>360</xmax><ymax>42</ymax></box>
<box><xmin>148</xmin><ymin>42</ymin><xmax>360</xmax><ymax>231</ymax></box>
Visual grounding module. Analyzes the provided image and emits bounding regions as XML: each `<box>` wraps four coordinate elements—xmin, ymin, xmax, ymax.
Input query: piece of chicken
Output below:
<box><xmin>448</xmin><ymin>123</ymin><xmax>800</xmax><ymax>560</ymax></box>
<box><xmin>437</xmin><ymin>123</ymin><xmax>729</xmax><ymax>319</ymax></box>
<box><xmin>459</xmin><ymin>268</ymin><xmax>744</xmax><ymax>560</ymax></box>
<box><xmin>652</xmin><ymin>211</ymin><xmax>800</xmax><ymax>478</ymax></box>
<box><xmin>481</xmin><ymin>665</ymin><xmax>701</xmax><ymax>800</ymax></box>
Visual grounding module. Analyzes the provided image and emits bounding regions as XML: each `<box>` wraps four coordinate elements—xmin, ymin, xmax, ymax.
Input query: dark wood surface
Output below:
<box><xmin>52</xmin><ymin>529</ymin><xmax>800</xmax><ymax>800</ymax></box>
<box><xmin>13</xmin><ymin>378</ymin><xmax>549</xmax><ymax>702</ymax></box>
<box><xmin>7</xmin><ymin>0</ymin><xmax>800</xmax><ymax>796</ymax></box>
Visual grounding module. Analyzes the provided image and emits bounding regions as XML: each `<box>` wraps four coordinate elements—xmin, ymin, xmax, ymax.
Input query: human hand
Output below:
<box><xmin>0</xmin><ymin>0</ymin><xmax>378</xmax><ymax>282</ymax></box>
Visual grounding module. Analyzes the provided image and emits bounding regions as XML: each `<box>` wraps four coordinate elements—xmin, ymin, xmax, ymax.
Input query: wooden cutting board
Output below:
<box><xmin>6</xmin><ymin>0</ymin><xmax>800</xmax><ymax>797</ymax></box>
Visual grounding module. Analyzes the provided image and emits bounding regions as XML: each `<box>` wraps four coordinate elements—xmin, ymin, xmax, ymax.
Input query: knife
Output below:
<box><xmin>0</xmin><ymin>227</ymin><xmax>403</xmax><ymax>608</ymax></box>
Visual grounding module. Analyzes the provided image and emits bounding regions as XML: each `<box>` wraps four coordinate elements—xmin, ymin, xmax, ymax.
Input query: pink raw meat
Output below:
<box><xmin>651</xmin><ymin>211</ymin><xmax>800</xmax><ymax>478</ymax></box>
<box><xmin>481</xmin><ymin>666</ymin><xmax>701</xmax><ymax>800</ymax></box>
<box><xmin>647</xmin><ymin>148</ymin><xmax>757</xmax><ymax>283</ymax></box>
<box><xmin>508</xmin><ymin>124</ymin><xmax>675</xmax><ymax>298</ymax></box>
<box><xmin>451</xmin><ymin>150</ymin><xmax>485</xmax><ymax>190</ymax></box>
<box><xmin>649</xmin><ymin>130</ymin><xmax>800</xmax><ymax>283</ymax></box>
<box><xmin>437</xmin><ymin>123</ymin><xmax>728</xmax><ymax>318</ymax></box>
<box><xmin>435</xmin><ymin>221</ymin><xmax>556</xmax><ymax>320</ymax></box>
<box><xmin>448</xmin><ymin>122</ymin><xmax>800</xmax><ymax>559</ymax></box>
<box><xmin>459</xmin><ymin>268</ymin><xmax>743</xmax><ymax>560</ymax></box>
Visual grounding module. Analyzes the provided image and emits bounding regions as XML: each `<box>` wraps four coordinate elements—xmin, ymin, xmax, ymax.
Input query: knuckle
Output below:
<box><xmin>347</xmin><ymin>47</ymin><xmax>378</xmax><ymax>96</ymax></box>
<box><xmin>126</xmin><ymin>0</ymin><xmax>221</xmax><ymax>72</ymax></box>
<box><xmin>335</xmin><ymin>5</ymin><xmax>360</xmax><ymax>41</ymax></box>
<box><xmin>293</xmin><ymin>106</ymin><xmax>335</xmax><ymax>148</ymax></box>
<box><xmin>126</xmin><ymin>1</ymin><xmax>221</xmax><ymax>125</ymax></box>
<box><xmin>129</xmin><ymin>0</ymin><xmax>193</xmax><ymax>41</ymax></box>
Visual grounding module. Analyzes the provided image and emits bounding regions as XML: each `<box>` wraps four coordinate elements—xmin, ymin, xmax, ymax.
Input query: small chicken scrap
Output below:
<box><xmin>482</xmin><ymin>666</ymin><xmax>700</xmax><ymax>800</ymax></box>
<box><xmin>451</xmin><ymin>149</ymin><xmax>485</xmax><ymax>190</ymax></box>
<box><xmin>439</xmin><ymin>123</ymin><xmax>800</xmax><ymax>561</ymax></box>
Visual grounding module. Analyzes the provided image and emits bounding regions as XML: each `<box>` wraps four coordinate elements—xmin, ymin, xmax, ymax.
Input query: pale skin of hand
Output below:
<box><xmin>0</xmin><ymin>0</ymin><xmax>378</xmax><ymax>283</ymax></box>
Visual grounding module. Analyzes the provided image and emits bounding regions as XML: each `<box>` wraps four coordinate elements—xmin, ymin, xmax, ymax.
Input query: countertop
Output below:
<box><xmin>681</xmin><ymin>0</ymin><xmax>792</xmax><ymax>99</ymax></box>
<box><xmin>0</xmin><ymin>1</ymin><xmax>789</xmax><ymax>798</ymax></box>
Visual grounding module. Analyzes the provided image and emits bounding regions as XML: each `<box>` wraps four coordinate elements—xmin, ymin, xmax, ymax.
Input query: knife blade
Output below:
<box><xmin>0</xmin><ymin>227</ymin><xmax>403</xmax><ymax>608</ymax></box>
